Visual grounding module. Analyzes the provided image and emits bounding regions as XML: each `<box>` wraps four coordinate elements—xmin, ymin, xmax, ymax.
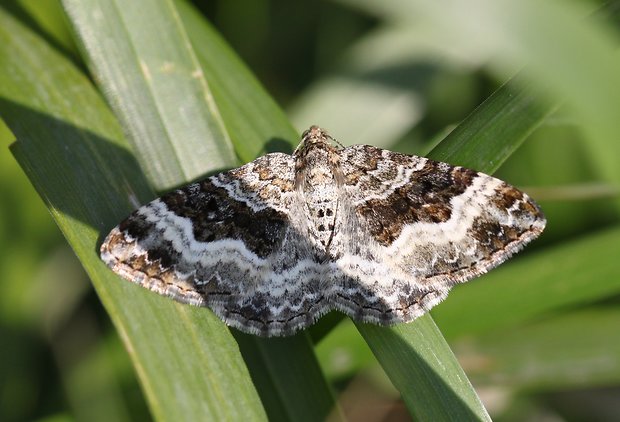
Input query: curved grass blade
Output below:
<box><xmin>429</xmin><ymin>73</ymin><xmax>556</xmax><ymax>171</ymax></box>
<box><xmin>176</xmin><ymin>0</ymin><xmax>297</xmax><ymax>162</ymax></box>
<box><xmin>62</xmin><ymin>0</ymin><xmax>237</xmax><ymax>191</ymax></box>
<box><xmin>356</xmin><ymin>63</ymin><xmax>557</xmax><ymax>420</ymax></box>
<box><xmin>358</xmin><ymin>318</ymin><xmax>491</xmax><ymax>420</ymax></box>
<box><xmin>61</xmin><ymin>0</ymin><xmax>340</xmax><ymax>420</ymax></box>
<box><xmin>0</xmin><ymin>9</ymin><xmax>266</xmax><ymax>421</ymax></box>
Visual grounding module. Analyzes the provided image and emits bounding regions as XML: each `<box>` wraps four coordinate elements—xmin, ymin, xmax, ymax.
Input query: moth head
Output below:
<box><xmin>302</xmin><ymin>125</ymin><xmax>329</xmax><ymax>144</ymax></box>
<box><xmin>295</xmin><ymin>126</ymin><xmax>341</xmax><ymax>157</ymax></box>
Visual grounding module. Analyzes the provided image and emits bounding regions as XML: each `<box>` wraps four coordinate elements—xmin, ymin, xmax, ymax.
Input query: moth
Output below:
<box><xmin>101</xmin><ymin>126</ymin><xmax>545</xmax><ymax>336</ymax></box>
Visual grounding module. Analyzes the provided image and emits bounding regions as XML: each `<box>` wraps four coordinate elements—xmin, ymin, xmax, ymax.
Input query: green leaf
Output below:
<box><xmin>358</xmin><ymin>318</ymin><xmax>491</xmax><ymax>420</ymax></box>
<box><xmin>0</xmin><ymin>8</ymin><xmax>266</xmax><ymax>421</ymax></box>
<box><xmin>60</xmin><ymin>0</ymin><xmax>339</xmax><ymax>420</ymax></box>
<box><xmin>176</xmin><ymin>0</ymin><xmax>297</xmax><ymax>162</ymax></box>
<box><xmin>428</xmin><ymin>74</ymin><xmax>555</xmax><ymax>171</ymax></box>
<box><xmin>235</xmin><ymin>333</ymin><xmax>343</xmax><ymax>422</ymax></box>
<box><xmin>62</xmin><ymin>0</ymin><xmax>237</xmax><ymax>191</ymax></box>
<box><xmin>354</xmin><ymin>55</ymin><xmax>558</xmax><ymax>421</ymax></box>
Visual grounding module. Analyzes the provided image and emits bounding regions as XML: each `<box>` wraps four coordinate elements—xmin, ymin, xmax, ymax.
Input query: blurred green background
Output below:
<box><xmin>2</xmin><ymin>0</ymin><xmax>620</xmax><ymax>421</ymax></box>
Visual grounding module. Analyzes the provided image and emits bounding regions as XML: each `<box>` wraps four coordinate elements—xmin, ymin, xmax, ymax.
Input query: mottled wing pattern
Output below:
<box><xmin>101</xmin><ymin>152</ymin><xmax>328</xmax><ymax>336</ymax></box>
<box><xmin>331</xmin><ymin>144</ymin><xmax>546</xmax><ymax>325</ymax></box>
<box><xmin>102</xmin><ymin>126</ymin><xmax>546</xmax><ymax>336</ymax></box>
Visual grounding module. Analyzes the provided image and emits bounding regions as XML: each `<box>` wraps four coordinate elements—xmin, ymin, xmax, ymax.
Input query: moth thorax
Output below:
<box><xmin>298</xmin><ymin>164</ymin><xmax>338</xmax><ymax>251</ymax></box>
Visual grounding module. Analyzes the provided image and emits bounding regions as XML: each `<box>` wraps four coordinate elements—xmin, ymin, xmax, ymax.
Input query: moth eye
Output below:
<box><xmin>326</xmin><ymin>208</ymin><xmax>333</xmax><ymax>216</ymax></box>
<box><xmin>317</xmin><ymin>209</ymin><xmax>325</xmax><ymax>217</ymax></box>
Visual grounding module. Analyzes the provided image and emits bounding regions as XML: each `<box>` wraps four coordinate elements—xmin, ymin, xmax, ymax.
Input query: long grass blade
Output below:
<box><xmin>0</xmin><ymin>9</ymin><xmax>266</xmax><ymax>421</ymax></box>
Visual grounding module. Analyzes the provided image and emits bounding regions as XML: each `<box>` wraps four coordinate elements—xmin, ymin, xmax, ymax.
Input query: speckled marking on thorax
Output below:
<box><xmin>295</xmin><ymin>128</ymin><xmax>342</xmax><ymax>251</ymax></box>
